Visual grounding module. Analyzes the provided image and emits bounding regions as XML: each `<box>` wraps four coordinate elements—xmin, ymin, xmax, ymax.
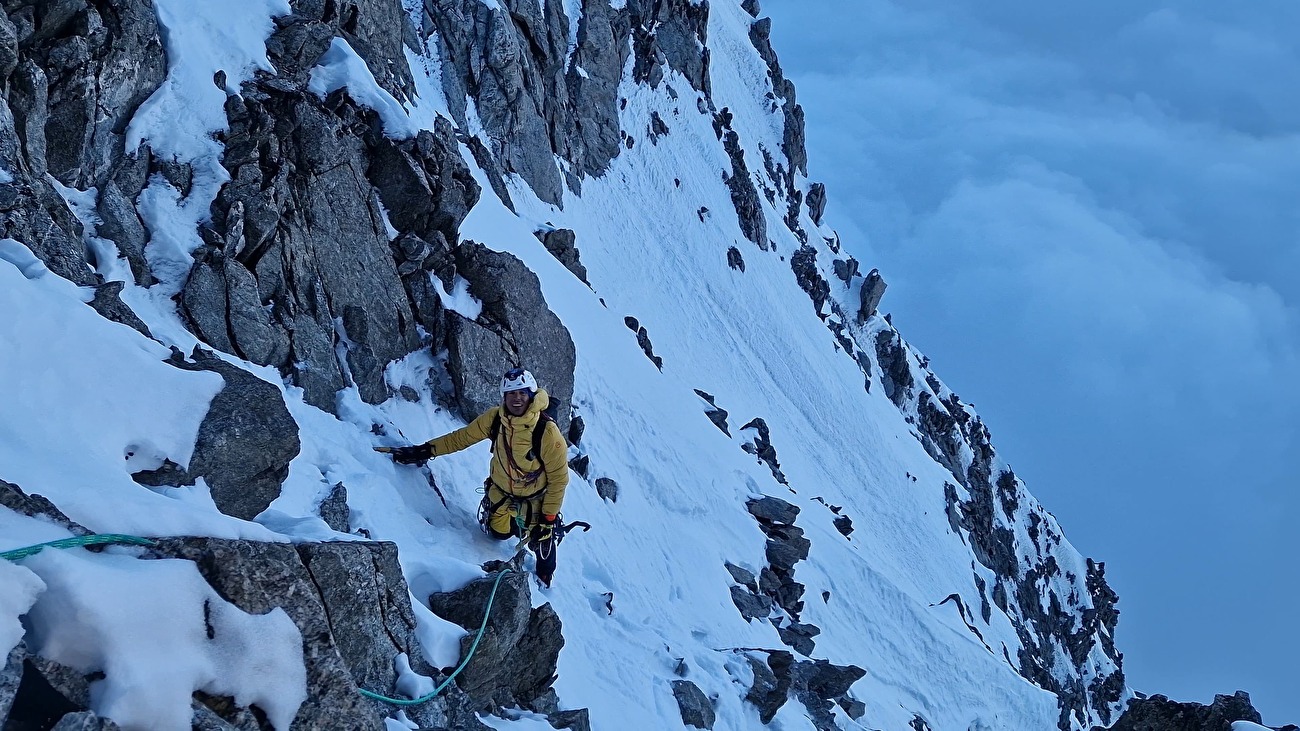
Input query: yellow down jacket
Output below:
<box><xmin>424</xmin><ymin>389</ymin><xmax>569</xmax><ymax>516</ymax></box>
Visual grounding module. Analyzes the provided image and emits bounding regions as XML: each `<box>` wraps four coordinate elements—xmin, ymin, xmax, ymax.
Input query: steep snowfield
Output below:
<box><xmin>0</xmin><ymin>1</ymin><xmax>1120</xmax><ymax>730</ymax></box>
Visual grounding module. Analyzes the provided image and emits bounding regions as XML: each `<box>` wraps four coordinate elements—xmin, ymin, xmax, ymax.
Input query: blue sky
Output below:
<box><xmin>765</xmin><ymin>0</ymin><xmax>1299</xmax><ymax>722</ymax></box>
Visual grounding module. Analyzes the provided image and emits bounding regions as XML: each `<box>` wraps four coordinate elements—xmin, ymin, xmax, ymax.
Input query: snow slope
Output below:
<box><xmin>0</xmin><ymin>1</ymin><xmax>1126</xmax><ymax>729</ymax></box>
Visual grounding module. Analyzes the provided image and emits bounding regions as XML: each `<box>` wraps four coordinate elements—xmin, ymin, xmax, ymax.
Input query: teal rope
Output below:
<box><xmin>1</xmin><ymin>534</ymin><xmax>157</xmax><ymax>561</ymax></box>
<box><xmin>360</xmin><ymin>568</ymin><xmax>514</xmax><ymax>706</ymax></box>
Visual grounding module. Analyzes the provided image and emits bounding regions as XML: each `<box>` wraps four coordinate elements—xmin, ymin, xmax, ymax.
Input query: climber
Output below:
<box><xmin>384</xmin><ymin>367</ymin><xmax>570</xmax><ymax>585</ymax></box>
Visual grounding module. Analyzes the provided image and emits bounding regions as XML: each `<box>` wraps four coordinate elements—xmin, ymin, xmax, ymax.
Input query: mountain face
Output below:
<box><xmin>0</xmin><ymin>0</ymin><xmax>1173</xmax><ymax>729</ymax></box>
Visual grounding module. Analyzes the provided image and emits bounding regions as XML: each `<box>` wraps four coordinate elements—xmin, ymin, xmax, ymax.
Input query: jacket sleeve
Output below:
<box><xmin>426</xmin><ymin>408</ymin><xmax>497</xmax><ymax>456</ymax></box>
<box><xmin>539</xmin><ymin>422</ymin><xmax>570</xmax><ymax>517</ymax></box>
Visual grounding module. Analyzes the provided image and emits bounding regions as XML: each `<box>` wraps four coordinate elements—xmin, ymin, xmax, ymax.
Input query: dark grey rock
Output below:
<box><xmin>791</xmin><ymin>659</ymin><xmax>867</xmax><ymax>731</ymax></box>
<box><xmin>741</xmin><ymin>0</ymin><xmax>762</xmax><ymax>18</ymax></box>
<box><xmin>87</xmin><ymin>281</ymin><xmax>151</xmax><ymax>338</ymax></box>
<box><xmin>746</xmin><ymin>496</ymin><xmax>799</xmax><ymax>526</ymax></box>
<box><xmin>210</xmin><ymin>82</ymin><xmax>427</xmax><ymax>411</ymax></box>
<box><xmin>94</xmin><ymin>179</ymin><xmax>150</xmax><ymax>285</ymax></box>
<box><xmin>1</xmin><ymin>641</ymin><xmax>23</xmax><ymax>721</ymax></box>
<box><xmin>832</xmin><ymin>257</ymin><xmax>859</xmax><ymax>286</ymax></box>
<box><xmin>720</xmin><ymin>123</ymin><xmax>767</xmax><ymax>249</ymax></box>
<box><xmin>317</xmin><ymin>483</ymin><xmax>350</xmax><ymax>534</ymax></box>
<box><xmin>791</xmin><ymin>244</ymin><xmax>830</xmax><ymax>318</ymax></box>
<box><xmin>705</xmin><ymin>407</ymin><xmax>731</xmax><ymax>436</ymax></box>
<box><xmin>146</xmin><ymin>538</ymin><xmax>384</xmax><ymax>730</ymax></box>
<box><xmin>1097</xmin><ymin>691</ymin><xmax>1264</xmax><ymax>731</ymax></box>
<box><xmin>535</xmin><ymin>228</ymin><xmax>589</xmax><ymax>285</ymax></box>
<box><xmin>759</xmin><ymin>533</ymin><xmax>811</xmax><ymax>572</ymax></box>
<box><xmin>449</xmin><ymin>242</ymin><xmax>577</xmax><ymax>434</ymax></box>
<box><xmin>740</xmin><ymin>419</ymin><xmax>788</xmax><ymax>485</ymax></box>
<box><xmin>837</xmin><ymin>695</ymin><xmax>866</xmax><ymax>720</ymax></box>
<box><xmin>166</xmin><ymin>349</ymin><xmax>301</xmax><ymax>521</ymax></box>
<box><xmin>724</xmin><ymin>562</ymin><xmax>758</xmax><ymax>592</ymax></box>
<box><xmin>671</xmin><ymin>679</ymin><xmax>716</xmax><ymax>729</ymax></box>
<box><xmin>368</xmin><ymin>119</ymin><xmax>479</xmax><ymax>246</ymax></box>
<box><xmin>427</xmin><ymin>567</ymin><xmax>563</xmax><ymax>710</ymax></box>
<box><xmin>567</xmin><ymin>415</ymin><xmax>585</xmax><ymax>447</ymax></box>
<box><xmin>745</xmin><ymin>650</ymin><xmax>792</xmax><ymax>724</ymax></box>
<box><xmin>192</xmin><ymin>689</ymin><xmax>265</xmax><ymax>730</ymax></box>
<box><xmin>833</xmin><ymin>514</ymin><xmax>854</xmax><ymax>537</ymax></box>
<box><xmin>859</xmin><ymin>268</ymin><xmax>887</xmax><ymax>322</ymax></box>
<box><xmin>21</xmin><ymin>0</ymin><xmax>166</xmax><ymax>188</ymax></box>
<box><xmin>777</xmin><ymin>621</ymin><xmax>820</xmax><ymax>656</ymax></box>
<box><xmin>548</xmin><ymin>708</ymin><xmax>592</xmax><ymax>731</ymax></box>
<box><xmin>595</xmin><ymin>477</ymin><xmax>619</xmax><ymax>503</ymax></box>
<box><xmin>874</xmin><ymin>330</ymin><xmax>913</xmax><ymax>408</ymax></box>
<box><xmin>727</xmin><ymin>246</ymin><xmax>745</xmax><ymax>272</ymax></box>
<box><xmin>0</xmin><ymin>479</ymin><xmax>89</xmax><ymax>534</ymax></box>
<box><xmin>806</xmin><ymin>182</ymin><xmax>827</xmax><ymax>225</ymax></box>
<box><xmin>648</xmin><ymin>111</ymin><xmax>670</xmax><ymax>143</ymax></box>
<box><xmin>191</xmin><ymin>697</ymin><xmax>254</xmax><ymax>731</ymax></box>
<box><xmin>49</xmin><ymin>711</ymin><xmax>121</xmax><ymax>730</ymax></box>
<box><xmin>569</xmin><ymin>454</ymin><xmax>590</xmax><ymax>480</ymax></box>
<box><xmin>729</xmin><ymin>585</ymin><xmax>771</xmax><ymax>622</ymax></box>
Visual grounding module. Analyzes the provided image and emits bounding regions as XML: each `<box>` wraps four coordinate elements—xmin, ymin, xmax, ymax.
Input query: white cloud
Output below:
<box><xmin>767</xmin><ymin>0</ymin><xmax>1300</xmax><ymax>720</ymax></box>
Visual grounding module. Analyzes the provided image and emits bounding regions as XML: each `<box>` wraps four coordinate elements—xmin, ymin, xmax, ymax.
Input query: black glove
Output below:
<box><xmin>390</xmin><ymin>444</ymin><xmax>433</xmax><ymax>465</ymax></box>
<box><xmin>533</xmin><ymin>513</ymin><xmax>559</xmax><ymax>543</ymax></box>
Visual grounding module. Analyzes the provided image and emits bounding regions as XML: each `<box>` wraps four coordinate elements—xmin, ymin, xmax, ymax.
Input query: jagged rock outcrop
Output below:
<box><xmin>740</xmin><ymin>419</ymin><xmax>787</xmax><ymax>485</ymax></box>
<box><xmin>535</xmin><ymin>227</ymin><xmax>590</xmax><ymax>285</ymax></box>
<box><xmin>448</xmin><ymin>242</ymin><xmax>577</xmax><ymax>431</ymax></box>
<box><xmin>858</xmin><ymin>268</ymin><xmax>887</xmax><ymax>322</ymax></box>
<box><xmin>714</xmin><ymin>109</ymin><xmax>767</xmax><ymax>248</ymax></box>
<box><xmin>671</xmin><ymin>679</ymin><xmax>716</xmax><ymax>729</ymax></box>
<box><xmin>738</xmin><ymin>650</ymin><xmax>864</xmax><ymax>730</ymax></box>
<box><xmin>866</xmin><ymin>324</ymin><xmax>1127</xmax><ymax>728</ymax></box>
<box><xmin>623</xmin><ymin>315</ymin><xmax>664</xmax><ymax>370</ymax></box>
<box><xmin>137</xmin><ymin>348</ymin><xmax>301</xmax><ymax>521</ymax></box>
<box><xmin>1096</xmin><ymin>691</ymin><xmax>1270</xmax><ymax>731</ymax></box>
<box><xmin>426</xmin><ymin>564</ymin><xmax>564</xmax><ymax>714</ymax></box>
<box><xmin>806</xmin><ymin>182</ymin><xmax>826</xmax><ymax>225</ymax></box>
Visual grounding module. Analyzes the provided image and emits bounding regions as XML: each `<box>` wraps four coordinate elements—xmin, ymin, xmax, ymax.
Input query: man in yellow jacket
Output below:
<box><xmin>387</xmin><ymin>367</ymin><xmax>569</xmax><ymax>584</ymax></box>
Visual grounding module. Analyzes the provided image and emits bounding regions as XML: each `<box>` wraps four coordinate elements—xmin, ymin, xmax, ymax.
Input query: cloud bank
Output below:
<box><xmin>767</xmin><ymin>0</ymin><xmax>1300</xmax><ymax>721</ymax></box>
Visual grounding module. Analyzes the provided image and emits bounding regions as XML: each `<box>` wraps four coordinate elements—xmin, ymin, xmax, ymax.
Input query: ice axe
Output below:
<box><xmin>374</xmin><ymin>445</ymin><xmax>448</xmax><ymax>509</ymax></box>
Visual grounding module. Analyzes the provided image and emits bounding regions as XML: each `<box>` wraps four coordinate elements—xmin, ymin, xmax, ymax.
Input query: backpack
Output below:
<box><xmin>489</xmin><ymin>398</ymin><xmax>561</xmax><ymax>471</ymax></box>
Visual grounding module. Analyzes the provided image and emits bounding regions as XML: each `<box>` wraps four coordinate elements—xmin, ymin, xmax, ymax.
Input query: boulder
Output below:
<box><xmin>448</xmin><ymin>242</ymin><xmax>577</xmax><ymax>433</ymax></box>
<box><xmin>534</xmin><ymin>228</ymin><xmax>589</xmax><ymax>285</ymax></box>
<box><xmin>746</xmin><ymin>496</ymin><xmax>799</xmax><ymax>526</ymax></box>
<box><xmin>671</xmin><ymin>680</ymin><xmax>716</xmax><ymax>729</ymax></box>
<box><xmin>806</xmin><ymin>182</ymin><xmax>827</xmax><ymax>225</ymax></box>
<box><xmin>318</xmin><ymin>482</ymin><xmax>350</xmax><ymax>533</ymax></box>
<box><xmin>729</xmin><ymin>586</ymin><xmax>771</xmax><ymax>622</ymax></box>
<box><xmin>858</xmin><ymin>268</ymin><xmax>887</xmax><ymax>322</ymax></box>
<box><xmin>87</xmin><ymin>281</ymin><xmax>150</xmax><ymax>338</ymax></box>
<box><xmin>164</xmin><ymin>349</ymin><xmax>301</xmax><ymax>521</ymax></box>
<box><xmin>427</xmin><ymin>567</ymin><xmax>563</xmax><ymax>710</ymax></box>
<box><xmin>595</xmin><ymin>478</ymin><xmax>619</xmax><ymax>503</ymax></box>
<box><xmin>147</xmin><ymin>538</ymin><xmax>381</xmax><ymax>730</ymax></box>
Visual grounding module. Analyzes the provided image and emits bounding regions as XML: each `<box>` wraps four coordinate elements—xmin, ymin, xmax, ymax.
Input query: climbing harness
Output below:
<box><xmin>1</xmin><ymin>534</ymin><xmax>157</xmax><ymax>562</ymax></box>
<box><xmin>359</xmin><ymin>568</ymin><xmax>515</xmax><ymax>706</ymax></box>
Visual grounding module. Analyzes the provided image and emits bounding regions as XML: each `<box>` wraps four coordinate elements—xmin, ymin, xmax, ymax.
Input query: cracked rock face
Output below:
<box><xmin>448</xmin><ymin>242</ymin><xmax>577</xmax><ymax>431</ymax></box>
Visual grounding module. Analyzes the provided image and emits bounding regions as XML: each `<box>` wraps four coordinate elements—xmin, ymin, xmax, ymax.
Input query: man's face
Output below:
<box><xmin>503</xmin><ymin>389</ymin><xmax>531</xmax><ymax>417</ymax></box>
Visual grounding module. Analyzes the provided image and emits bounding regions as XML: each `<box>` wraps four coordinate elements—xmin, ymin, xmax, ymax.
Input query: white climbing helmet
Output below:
<box><xmin>500</xmin><ymin>367</ymin><xmax>538</xmax><ymax>395</ymax></box>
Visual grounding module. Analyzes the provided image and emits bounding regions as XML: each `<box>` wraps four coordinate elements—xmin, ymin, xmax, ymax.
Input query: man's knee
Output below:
<box><xmin>487</xmin><ymin>525</ymin><xmax>513</xmax><ymax>540</ymax></box>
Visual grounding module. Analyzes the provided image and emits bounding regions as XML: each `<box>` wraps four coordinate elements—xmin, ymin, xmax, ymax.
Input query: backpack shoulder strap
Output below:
<box><xmin>531</xmin><ymin>412</ymin><xmax>555</xmax><ymax>469</ymax></box>
<box><xmin>489</xmin><ymin>412</ymin><xmax>502</xmax><ymax>445</ymax></box>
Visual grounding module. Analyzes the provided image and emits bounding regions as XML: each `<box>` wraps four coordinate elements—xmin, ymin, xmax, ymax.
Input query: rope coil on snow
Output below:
<box><xmin>0</xmin><ymin>534</ymin><xmax>157</xmax><ymax>561</ymax></box>
<box><xmin>359</xmin><ymin>568</ymin><xmax>514</xmax><ymax>706</ymax></box>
